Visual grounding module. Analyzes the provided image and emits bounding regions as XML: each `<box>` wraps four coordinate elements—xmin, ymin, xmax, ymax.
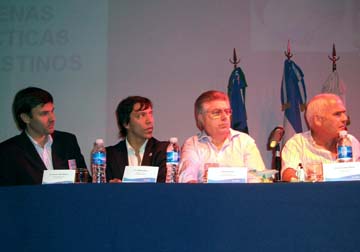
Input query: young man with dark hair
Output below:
<box><xmin>0</xmin><ymin>87</ymin><xmax>86</xmax><ymax>186</ymax></box>
<box><xmin>106</xmin><ymin>96</ymin><xmax>168</xmax><ymax>182</ymax></box>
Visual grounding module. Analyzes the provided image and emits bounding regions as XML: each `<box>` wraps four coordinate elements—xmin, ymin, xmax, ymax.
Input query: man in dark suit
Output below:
<box><xmin>106</xmin><ymin>96</ymin><xmax>168</xmax><ymax>183</ymax></box>
<box><xmin>0</xmin><ymin>87</ymin><xmax>87</xmax><ymax>186</ymax></box>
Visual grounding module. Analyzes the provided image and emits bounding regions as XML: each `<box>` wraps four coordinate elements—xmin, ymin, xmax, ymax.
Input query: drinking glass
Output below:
<box><xmin>75</xmin><ymin>168</ymin><xmax>89</xmax><ymax>183</ymax></box>
<box><xmin>304</xmin><ymin>162</ymin><xmax>323</xmax><ymax>182</ymax></box>
<box><xmin>203</xmin><ymin>163</ymin><xmax>219</xmax><ymax>183</ymax></box>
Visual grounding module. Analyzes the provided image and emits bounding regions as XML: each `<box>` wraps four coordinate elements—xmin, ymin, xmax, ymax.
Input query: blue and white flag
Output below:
<box><xmin>228</xmin><ymin>67</ymin><xmax>248</xmax><ymax>134</ymax></box>
<box><xmin>281</xmin><ymin>59</ymin><xmax>307</xmax><ymax>145</ymax></box>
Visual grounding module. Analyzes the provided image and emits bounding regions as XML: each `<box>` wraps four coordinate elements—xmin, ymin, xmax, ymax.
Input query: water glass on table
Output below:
<box><xmin>203</xmin><ymin>163</ymin><xmax>219</xmax><ymax>183</ymax></box>
<box><xmin>304</xmin><ymin>161</ymin><xmax>323</xmax><ymax>182</ymax></box>
<box><xmin>75</xmin><ymin>168</ymin><xmax>89</xmax><ymax>183</ymax></box>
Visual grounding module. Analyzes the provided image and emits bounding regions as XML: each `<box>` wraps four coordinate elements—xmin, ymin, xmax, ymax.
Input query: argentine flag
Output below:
<box><xmin>281</xmin><ymin>59</ymin><xmax>307</xmax><ymax>145</ymax></box>
<box><xmin>228</xmin><ymin>67</ymin><xmax>249</xmax><ymax>134</ymax></box>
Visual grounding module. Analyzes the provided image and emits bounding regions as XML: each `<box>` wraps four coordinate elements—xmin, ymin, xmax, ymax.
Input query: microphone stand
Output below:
<box><xmin>267</xmin><ymin>126</ymin><xmax>284</xmax><ymax>182</ymax></box>
<box><xmin>274</xmin><ymin>144</ymin><xmax>281</xmax><ymax>181</ymax></box>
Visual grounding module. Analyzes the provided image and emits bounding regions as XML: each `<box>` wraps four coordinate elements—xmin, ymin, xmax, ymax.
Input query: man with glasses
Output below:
<box><xmin>178</xmin><ymin>90</ymin><xmax>265</xmax><ymax>183</ymax></box>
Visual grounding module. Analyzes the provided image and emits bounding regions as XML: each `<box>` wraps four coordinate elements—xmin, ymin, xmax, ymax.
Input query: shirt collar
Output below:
<box><xmin>305</xmin><ymin>130</ymin><xmax>329</xmax><ymax>149</ymax></box>
<box><xmin>306</xmin><ymin>131</ymin><xmax>316</xmax><ymax>144</ymax></box>
<box><xmin>25</xmin><ymin>131</ymin><xmax>53</xmax><ymax>148</ymax></box>
<box><xmin>125</xmin><ymin>138</ymin><xmax>148</xmax><ymax>153</ymax></box>
<box><xmin>198</xmin><ymin>128</ymin><xmax>241</xmax><ymax>143</ymax></box>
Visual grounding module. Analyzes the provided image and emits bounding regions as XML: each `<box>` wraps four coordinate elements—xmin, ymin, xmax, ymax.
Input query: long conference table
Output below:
<box><xmin>1</xmin><ymin>182</ymin><xmax>360</xmax><ymax>252</ymax></box>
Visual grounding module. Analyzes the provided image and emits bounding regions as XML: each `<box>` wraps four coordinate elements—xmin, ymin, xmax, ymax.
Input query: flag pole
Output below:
<box><xmin>227</xmin><ymin>48</ymin><xmax>249</xmax><ymax>134</ymax></box>
<box><xmin>327</xmin><ymin>44</ymin><xmax>349</xmax><ymax>125</ymax></box>
<box><xmin>284</xmin><ymin>40</ymin><xmax>293</xmax><ymax>60</ymax></box>
<box><xmin>328</xmin><ymin>43</ymin><xmax>340</xmax><ymax>72</ymax></box>
<box><xmin>229</xmin><ymin>48</ymin><xmax>240</xmax><ymax>69</ymax></box>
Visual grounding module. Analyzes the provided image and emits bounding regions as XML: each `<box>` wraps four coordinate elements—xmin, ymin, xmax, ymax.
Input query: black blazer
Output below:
<box><xmin>106</xmin><ymin>137</ymin><xmax>168</xmax><ymax>183</ymax></box>
<box><xmin>0</xmin><ymin>130</ymin><xmax>86</xmax><ymax>186</ymax></box>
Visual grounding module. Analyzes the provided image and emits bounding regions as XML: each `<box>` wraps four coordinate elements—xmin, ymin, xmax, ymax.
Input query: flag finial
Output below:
<box><xmin>328</xmin><ymin>43</ymin><xmax>340</xmax><ymax>72</ymax></box>
<box><xmin>284</xmin><ymin>40</ymin><xmax>293</xmax><ymax>60</ymax></box>
<box><xmin>229</xmin><ymin>48</ymin><xmax>240</xmax><ymax>69</ymax></box>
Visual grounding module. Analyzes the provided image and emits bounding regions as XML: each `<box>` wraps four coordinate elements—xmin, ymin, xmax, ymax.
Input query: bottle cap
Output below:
<box><xmin>339</xmin><ymin>130</ymin><xmax>347</xmax><ymax>137</ymax></box>
<box><xmin>169</xmin><ymin>137</ymin><xmax>178</xmax><ymax>143</ymax></box>
<box><xmin>95</xmin><ymin>139</ymin><xmax>104</xmax><ymax>145</ymax></box>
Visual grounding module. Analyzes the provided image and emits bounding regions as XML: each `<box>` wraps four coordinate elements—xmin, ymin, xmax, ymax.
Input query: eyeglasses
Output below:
<box><xmin>202</xmin><ymin>108</ymin><xmax>232</xmax><ymax>119</ymax></box>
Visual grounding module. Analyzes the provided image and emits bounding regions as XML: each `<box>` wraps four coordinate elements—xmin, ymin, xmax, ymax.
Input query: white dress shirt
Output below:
<box><xmin>26</xmin><ymin>132</ymin><xmax>54</xmax><ymax>170</ymax></box>
<box><xmin>281</xmin><ymin>130</ymin><xmax>360</xmax><ymax>176</ymax></box>
<box><xmin>126</xmin><ymin>138</ymin><xmax>148</xmax><ymax>166</ymax></box>
<box><xmin>179</xmin><ymin>128</ymin><xmax>265</xmax><ymax>183</ymax></box>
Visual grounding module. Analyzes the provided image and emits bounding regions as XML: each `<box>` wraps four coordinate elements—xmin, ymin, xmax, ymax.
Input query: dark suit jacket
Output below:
<box><xmin>0</xmin><ymin>130</ymin><xmax>86</xmax><ymax>186</ymax></box>
<box><xmin>106</xmin><ymin>137</ymin><xmax>168</xmax><ymax>183</ymax></box>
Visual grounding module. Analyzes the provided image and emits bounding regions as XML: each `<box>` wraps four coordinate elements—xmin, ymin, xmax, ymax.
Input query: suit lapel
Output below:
<box><xmin>142</xmin><ymin>138</ymin><xmax>154</xmax><ymax>166</ymax></box>
<box><xmin>117</xmin><ymin>140</ymin><xmax>129</xmax><ymax>168</ymax></box>
<box><xmin>18</xmin><ymin>131</ymin><xmax>47</xmax><ymax>171</ymax></box>
<box><xmin>51</xmin><ymin>132</ymin><xmax>65</xmax><ymax>169</ymax></box>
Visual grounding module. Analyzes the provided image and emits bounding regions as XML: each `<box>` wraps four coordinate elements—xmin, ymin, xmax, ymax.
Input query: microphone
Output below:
<box><xmin>267</xmin><ymin>126</ymin><xmax>285</xmax><ymax>150</ymax></box>
<box><xmin>267</xmin><ymin>126</ymin><xmax>285</xmax><ymax>181</ymax></box>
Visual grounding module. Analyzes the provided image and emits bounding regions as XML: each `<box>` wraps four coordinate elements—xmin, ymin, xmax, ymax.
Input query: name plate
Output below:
<box><xmin>323</xmin><ymin>162</ymin><xmax>360</xmax><ymax>181</ymax></box>
<box><xmin>42</xmin><ymin>170</ymin><xmax>76</xmax><ymax>184</ymax></box>
<box><xmin>207</xmin><ymin>167</ymin><xmax>247</xmax><ymax>183</ymax></box>
<box><xmin>122</xmin><ymin>166</ymin><xmax>159</xmax><ymax>183</ymax></box>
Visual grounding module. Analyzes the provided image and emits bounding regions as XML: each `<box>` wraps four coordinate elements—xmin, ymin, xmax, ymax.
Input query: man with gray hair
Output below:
<box><xmin>178</xmin><ymin>90</ymin><xmax>265</xmax><ymax>183</ymax></box>
<box><xmin>281</xmin><ymin>93</ymin><xmax>360</xmax><ymax>182</ymax></box>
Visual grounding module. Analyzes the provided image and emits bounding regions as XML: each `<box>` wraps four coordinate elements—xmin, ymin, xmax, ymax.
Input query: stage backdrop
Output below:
<box><xmin>1</xmin><ymin>0</ymin><xmax>359</xmax><ymax>169</ymax></box>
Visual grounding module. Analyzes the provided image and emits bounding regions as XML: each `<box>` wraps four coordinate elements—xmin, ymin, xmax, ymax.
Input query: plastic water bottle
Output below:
<box><xmin>91</xmin><ymin>139</ymin><xmax>107</xmax><ymax>183</ymax></box>
<box><xmin>337</xmin><ymin>130</ymin><xmax>353</xmax><ymax>162</ymax></box>
<box><xmin>166</xmin><ymin>137</ymin><xmax>180</xmax><ymax>183</ymax></box>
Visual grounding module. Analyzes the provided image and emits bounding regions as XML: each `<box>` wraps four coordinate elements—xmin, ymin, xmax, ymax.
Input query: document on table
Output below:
<box><xmin>122</xmin><ymin>166</ymin><xmax>159</xmax><ymax>183</ymax></box>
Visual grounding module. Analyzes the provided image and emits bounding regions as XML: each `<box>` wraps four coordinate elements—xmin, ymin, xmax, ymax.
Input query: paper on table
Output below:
<box><xmin>255</xmin><ymin>169</ymin><xmax>278</xmax><ymax>179</ymax></box>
